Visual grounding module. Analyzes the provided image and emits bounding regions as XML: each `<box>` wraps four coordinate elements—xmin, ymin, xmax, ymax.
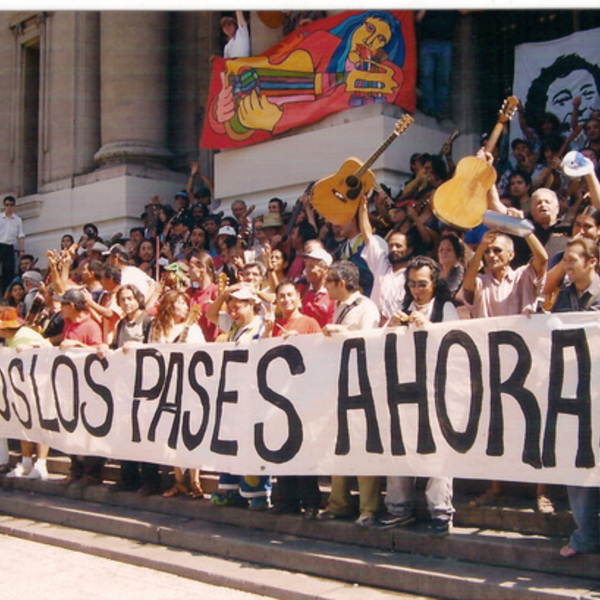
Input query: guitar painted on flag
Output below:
<box><xmin>310</xmin><ymin>114</ymin><xmax>414</xmax><ymax>225</ymax></box>
<box><xmin>432</xmin><ymin>96</ymin><xmax>518</xmax><ymax>230</ymax></box>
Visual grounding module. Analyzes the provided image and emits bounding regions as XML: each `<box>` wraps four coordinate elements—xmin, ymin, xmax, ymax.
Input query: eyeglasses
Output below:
<box><xmin>484</xmin><ymin>246</ymin><xmax>504</xmax><ymax>255</ymax></box>
<box><xmin>407</xmin><ymin>281</ymin><xmax>430</xmax><ymax>288</ymax></box>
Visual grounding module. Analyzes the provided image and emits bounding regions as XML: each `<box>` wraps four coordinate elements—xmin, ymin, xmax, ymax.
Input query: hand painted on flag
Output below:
<box><xmin>237</xmin><ymin>89</ymin><xmax>283</xmax><ymax>132</ymax></box>
<box><xmin>216</xmin><ymin>72</ymin><xmax>236</xmax><ymax>123</ymax></box>
<box><xmin>345</xmin><ymin>61</ymin><xmax>398</xmax><ymax>95</ymax></box>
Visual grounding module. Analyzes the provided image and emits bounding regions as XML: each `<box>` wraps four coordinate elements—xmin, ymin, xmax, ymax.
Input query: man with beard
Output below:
<box><xmin>358</xmin><ymin>195</ymin><xmax>413</xmax><ymax>325</ymax></box>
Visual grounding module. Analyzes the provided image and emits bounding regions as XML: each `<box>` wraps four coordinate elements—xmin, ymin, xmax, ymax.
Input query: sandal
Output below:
<box><xmin>536</xmin><ymin>494</ymin><xmax>555</xmax><ymax>515</ymax></box>
<box><xmin>189</xmin><ymin>482</ymin><xmax>204</xmax><ymax>499</ymax></box>
<box><xmin>162</xmin><ymin>482</ymin><xmax>188</xmax><ymax>498</ymax></box>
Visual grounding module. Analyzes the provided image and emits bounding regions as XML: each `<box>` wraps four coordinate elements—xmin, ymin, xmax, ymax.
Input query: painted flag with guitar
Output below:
<box><xmin>432</xmin><ymin>96</ymin><xmax>519</xmax><ymax>230</ymax></box>
<box><xmin>310</xmin><ymin>114</ymin><xmax>414</xmax><ymax>225</ymax></box>
<box><xmin>201</xmin><ymin>10</ymin><xmax>416</xmax><ymax>150</ymax></box>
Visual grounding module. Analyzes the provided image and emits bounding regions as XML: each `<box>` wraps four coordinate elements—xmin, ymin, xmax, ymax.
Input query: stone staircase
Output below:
<box><xmin>0</xmin><ymin>454</ymin><xmax>598</xmax><ymax>600</ymax></box>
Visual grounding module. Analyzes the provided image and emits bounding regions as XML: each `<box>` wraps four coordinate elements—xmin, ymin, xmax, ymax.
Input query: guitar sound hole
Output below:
<box><xmin>346</xmin><ymin>184</ymin><xmax>362</xmax><ymax>201</ymax></box>
<box><xmin>346</xmin><ymin>175</ymin><xmax>360</xmax><ymax>189</ymax></box>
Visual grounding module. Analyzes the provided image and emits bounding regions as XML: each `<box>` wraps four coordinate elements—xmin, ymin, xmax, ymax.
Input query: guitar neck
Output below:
<box><xmin>484</xmin><ymin>120</ymin><xmax>505</xmax><ymax>155</ymax></box>
<box><xmin>355</xmin><ymin>129</ymin><xmax>400</xmax><ymax>179</ymax></box>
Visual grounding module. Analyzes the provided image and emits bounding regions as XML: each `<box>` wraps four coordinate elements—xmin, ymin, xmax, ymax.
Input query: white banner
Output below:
<box><xmin>512</xmin><ymin>27</ymin><xmax>600</xmax><ymax>147</ymax></box>
<box><xmin>0</xmin><ymin>313</ymin><xmax>599</xmax><ymax>486</ymax></box>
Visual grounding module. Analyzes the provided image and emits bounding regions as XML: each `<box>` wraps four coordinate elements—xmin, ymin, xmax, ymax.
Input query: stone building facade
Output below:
<box><xmin>0</xmin><ymin>10</ymin><xmax>592</xmax><ymax>264</ymax></box>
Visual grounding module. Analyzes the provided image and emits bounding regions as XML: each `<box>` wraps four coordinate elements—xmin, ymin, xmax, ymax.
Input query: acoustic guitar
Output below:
<box><xmin>310</xmin><ymin>114</ymin><xmax>414</xmax><ymax>225</ymax></box>
<box><xmin>432</xmin><ymin>97</ymin><xmax>518</xmax><ymax>230</ymax></box>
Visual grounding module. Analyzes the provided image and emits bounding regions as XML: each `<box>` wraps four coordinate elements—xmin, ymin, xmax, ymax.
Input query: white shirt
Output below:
<box><xmin>224</xmin><ymin>22</ymin><xmax>250</xmax><ymax>59</ymax></box>
<box><xmin>334</xmin><ymin>291</ymin><xmax>380</xmax><ymax>331</ymax></box>
<box><xmin>407</xmin><ymin>299</ymin><xmax>459</xmax><ymax>323</ymax></box>
<box><xmin>0</xmin><ymin>212</ymin><xmax>24</xmax><ymax>247</ymax></box>
<box><xmin>361</xmin><ymin>236</ymin><xmax>406</xmax><ymax>319</ymax></box>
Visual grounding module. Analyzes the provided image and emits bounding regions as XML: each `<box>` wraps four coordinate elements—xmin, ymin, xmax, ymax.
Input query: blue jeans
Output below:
<box><xmin>419</xmin><ymin>40</ymin><xmax>452</xmax><ymax>116</ymax></box>
<box><xmin>567</xmin><ymin>485</ymin><xmax>599</xmax><ymax>552</ymax></box>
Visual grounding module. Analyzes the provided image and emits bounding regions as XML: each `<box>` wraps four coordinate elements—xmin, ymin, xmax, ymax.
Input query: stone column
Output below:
<box><xmin>73</xmin><ymin>11</ymin><xmax>101</xmax><ymax>175</ymax></box>
<box><xmin>94</xmin><ymin>11</ymin><xmax>172</xmax><ymax>167</ymax></box>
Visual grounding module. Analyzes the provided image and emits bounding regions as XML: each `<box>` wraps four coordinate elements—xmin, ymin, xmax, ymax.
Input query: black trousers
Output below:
<box><xmin>0</xmin><ymin>243</ymin><xmax>15</xmax><ymax>294</ymax></box>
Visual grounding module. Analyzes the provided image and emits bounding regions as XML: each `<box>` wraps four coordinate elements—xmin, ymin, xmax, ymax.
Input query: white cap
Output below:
<box><xmin>302</xmin><ymin>248</ymin><xmax>333</xmax><ymax>267</ymax></box>
<box><xmin>218</xmin><ymin>226</ymin><xmax>237</xmax><ymax>237</ymax></box>
<box><xmin>562</xmin><ymin>151</ymin><xmax>594</xmax><ymax>178</ymax></box>
<box><xmin>230</xmin><ymin>286</ymin><xmax>258</xmax><ymax>302</ymax></box>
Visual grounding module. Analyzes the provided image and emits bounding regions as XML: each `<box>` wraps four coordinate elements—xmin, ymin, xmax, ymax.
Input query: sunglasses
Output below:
<box><xmin>484</xmin><ymin>246</ymin><xmax>504</xmax><ymax>255</ymax></box>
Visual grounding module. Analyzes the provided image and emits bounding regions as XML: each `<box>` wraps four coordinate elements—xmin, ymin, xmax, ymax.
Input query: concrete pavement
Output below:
<box><xmin>0</xmin><ymin>533</ymin><xmax>270</xmax><ymax>600</ymax></box>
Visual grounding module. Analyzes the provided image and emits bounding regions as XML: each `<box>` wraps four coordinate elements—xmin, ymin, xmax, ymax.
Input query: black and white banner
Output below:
<box><xmin>512</xmin><ymin>27</ymin><xmax>600</xmax><ymax>144</ymax></box>
<box><xmin>0</xmin><ymin>313</ymin><xmax>599</xmax><ymax>486</ymax></box>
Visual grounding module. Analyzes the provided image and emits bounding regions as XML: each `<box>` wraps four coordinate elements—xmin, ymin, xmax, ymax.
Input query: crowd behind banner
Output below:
<box><xmin>0</xmin><ymin>9</ymin><xmax>600</xmax><ymax>554</ymax></box>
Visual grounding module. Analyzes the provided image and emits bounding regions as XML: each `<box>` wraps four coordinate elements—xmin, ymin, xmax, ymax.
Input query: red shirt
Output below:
<box><xmin>63</xmin><ymin>314</ymin><xmax>103</xmax><ymax>346</ymax></box>
<box><xmin>188</xmin><ymin>283</ymin><xmax>219</xmax><ymax>342</ymax></box>
<box><xmin>302</xmin><ymin>287</ymin><xmax>335</xmax><ymax>328</ymax></box>
<box><xmin>273</xmin><ymin>314</ymin><xmax>321</xmax><ymax>337</ymax></box>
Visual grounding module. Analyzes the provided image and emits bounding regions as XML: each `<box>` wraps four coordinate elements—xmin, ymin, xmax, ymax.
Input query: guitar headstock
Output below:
<box><xmin>187</xmin><ymin>303</ymin><xmax>202</xmax><ymax>324</ymax></box>
<box><xmin>498</xmin><ymin>96</ymin><xmax>519</xmax><ymax>123</ymax></box>
<box><xmin>218</xmin><ymin>272</ymin><xmax>228</xmax><ymax>295</ymax></box>
<box><xmin>394</xmin><ymin>114</ymin><xmax>415</xmax><ymax>135</ymax></box>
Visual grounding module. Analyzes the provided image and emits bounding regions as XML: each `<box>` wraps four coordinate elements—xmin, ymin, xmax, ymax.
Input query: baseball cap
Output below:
<box><xmin>302</xmin><ymin>248</ymin><xmax>333</xmax><ymax>267</ymax></box>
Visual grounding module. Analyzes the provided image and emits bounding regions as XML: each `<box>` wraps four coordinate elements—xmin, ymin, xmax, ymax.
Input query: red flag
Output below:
<box><xmin>201</xmin><ymin>10</ymin><xmax>416</xmax><ymax>150</ymax></box>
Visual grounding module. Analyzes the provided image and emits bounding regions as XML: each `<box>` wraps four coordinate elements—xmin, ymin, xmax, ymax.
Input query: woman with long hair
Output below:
<box><xmin>4</xmin><ymin>281</ymin><xmax>25</xmax><ymax>313</ymax></box>
<box><xmin>148</xmin><ymin>289</ymin><xmax>205</xmax><ymax>499</ymax></box>
<box><xmin>263</xmin><ymin>244</ymin><xmax>289</xmax><ymax>292</ymax></box>
<box><xmin>436</xmin><ymin>234</ymin><xmax>466</xmax><ymax>300</ymax></box>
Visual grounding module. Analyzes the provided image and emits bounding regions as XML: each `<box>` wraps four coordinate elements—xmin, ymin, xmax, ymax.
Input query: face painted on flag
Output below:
<box><xmin>349</xmin><ymin>17</ymin><xmax>392</xmax><ymax>61</ymax></box>
<box><xmin>546</xmin><ymin>68</ymin><xmax>598</xmax><ymax>127</ymax></box>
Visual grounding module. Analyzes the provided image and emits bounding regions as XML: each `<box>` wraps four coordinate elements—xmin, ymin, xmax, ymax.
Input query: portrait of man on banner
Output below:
<box><xmin>201</xmin><ymin>10</ymin><xmax>416</xmax><ymax>150</ymax></box>
<box><xmin>512</xmin><ymin>27</ymin><xmax>600</xmax><ymax>144</ymax></box>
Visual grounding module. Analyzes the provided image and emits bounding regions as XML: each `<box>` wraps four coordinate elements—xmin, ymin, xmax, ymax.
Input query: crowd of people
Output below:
<box><xmin>0</xmin><ymin>91</ymin><xmax>599</xmax><ymax>556</ymax></box>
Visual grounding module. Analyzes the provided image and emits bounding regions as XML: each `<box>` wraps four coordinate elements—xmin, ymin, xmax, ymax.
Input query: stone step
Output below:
<box><xmin>0</xmin><ymin>486</ymin><xmax>597</xmax><ymax>600</ymax></box>
<box><xmin>11</xmin><ymin>450</ymin><xmax>575</xmax><ymax>540</ymax></box>
<box><xmin>0</xmin><ymin>515</ymin><xmax>430</xmax><ymax>600</ymax></box>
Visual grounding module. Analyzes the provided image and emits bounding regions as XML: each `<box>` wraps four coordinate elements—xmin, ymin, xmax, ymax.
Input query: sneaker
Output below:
<box><xmin>317</xmin><ymin>510</ymin><xmax>341</xmax><ymax>521</ymax></box>
<box><xmin>210</xmin><ymin>490</ymin><xmax>248</xmax><ymax>508</ymax></box>
<box><xmin>428</xmin><ymin>518</ymin><xmax>451</xmax><ymax>536</ymax></box>
<box><xmin>372</xmin><ymin>512</ymin><xmax>415</xmax><ymax>530</ymax></box>
<box><xmin>27</xmin><ymin>463</ymin><xmax>48</xmax><ymax>480</ymax></box>
<box><xmin>302</xmin><ymin>507</ymin><xmax>319</xmax><ymax>521</ymax></box>
<box><xmin>249</xmin><ymin>497</ymin><xmax>269</xmax><ymax>512</ymax></box>
<box><xmin>355</xmin><ymin>514</ymin><xmax>376</xmax><ymax>528</ymax></box>
<box><xmin>6</xmin><ymin>463</ymin><xmax>31</xmax><ymax>478</ymax></box>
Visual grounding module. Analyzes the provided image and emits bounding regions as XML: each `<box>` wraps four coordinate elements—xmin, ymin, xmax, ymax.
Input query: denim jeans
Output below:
<box><xmin>419</xmin><ymin>40</ymin><xmax>453</xmax><ymax>116</ymax></box>
<box><xmin>385</xmin><ymin>476</ymin><xmax>454</xmax><ymax>521</ymax></box>
<box><xmin>567</xmin><ymin>485</ymin><xmax>599</xmax><ymax>552</ymax></box>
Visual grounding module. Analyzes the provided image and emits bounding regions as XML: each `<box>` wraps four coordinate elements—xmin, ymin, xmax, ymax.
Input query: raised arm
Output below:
<box><xmin>357</xmin><ymin>193</ymin><xmax>373</xmax><ymax>246</ymax></box>
<box><xmin>462</xmin><ymin>232</ymin><xmax>493</xmax><ymax>304</ymax></box>
<box><xmin>525</xmin><ymin>231</ymin><xmax>548</xmax><ymax>279</ymax></box>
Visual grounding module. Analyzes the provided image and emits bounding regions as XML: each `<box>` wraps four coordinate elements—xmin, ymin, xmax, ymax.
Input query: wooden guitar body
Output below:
<box><xmin>432</xmin><ymin>156</ymin><xmax>496</xmax><ymax>230</ymax></box>
<box><xmin>433</xmin><ymin>156</ymin><xmax>496</xmax><ymax>229</ymax></box>
<box><xmin>432</xmin><ymin>96</ymin><xmax>518</xmax><ymax>230</ymax></box>
<box><xmin>311</xmin><ymin>158</ymin><xmax>375</xmax><ymax>225</ymax></box>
